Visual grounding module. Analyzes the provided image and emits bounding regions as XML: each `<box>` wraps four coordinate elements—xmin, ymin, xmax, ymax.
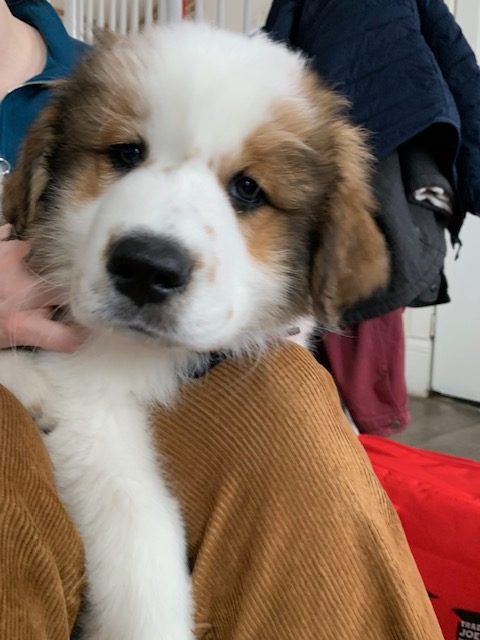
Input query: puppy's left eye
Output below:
<box><xmin>107</xmin><ymin>142</ymin><xmax>146</xmax><ymax>172</ymax></box>
<box><xmin>228</xmin><ymin>173</ymin><xmax>267</xmax><ymax>210</ymax></box>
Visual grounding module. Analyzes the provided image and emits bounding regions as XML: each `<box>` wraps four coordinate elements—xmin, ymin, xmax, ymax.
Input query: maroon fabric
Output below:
<box><xmin>321</xmin><ymin>309</ymin><xmax>410</xmax><ymax>435</ymax></box>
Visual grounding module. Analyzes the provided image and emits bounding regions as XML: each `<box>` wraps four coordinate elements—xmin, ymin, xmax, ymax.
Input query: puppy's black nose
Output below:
<box><xmin>107</xmin><ymin>235</ymin><xmax>193</xmax><ymax>307</ymax></box>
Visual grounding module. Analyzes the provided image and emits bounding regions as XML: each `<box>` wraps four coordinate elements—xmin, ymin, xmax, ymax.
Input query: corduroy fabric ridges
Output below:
<box><xmin>0</xmin><ymin>387</ymin><xmax>84</xmax><ymax>640</ymax></box>
<box><xmin>0</xmin><ymin>342</ymin><xmax>442</xmax><ymax>639</ymax></box>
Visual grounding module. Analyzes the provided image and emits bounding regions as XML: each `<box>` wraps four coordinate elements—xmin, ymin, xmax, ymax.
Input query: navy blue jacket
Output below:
<box><xmin>265</xmin><ymin>0</ymin><xmax>480</xmax><ymax>238</ymax></box>
<box><xmin>0</xmin><ymin>0</ymin><xmax>87</xmax><ymax>172</ymax></box>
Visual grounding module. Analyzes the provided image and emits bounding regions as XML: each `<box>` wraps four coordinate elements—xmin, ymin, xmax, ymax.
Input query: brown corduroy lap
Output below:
<box><xmin>0</xmin><ymin>342</ymin><xmax>443</xmax><ymax>639</ymax></box>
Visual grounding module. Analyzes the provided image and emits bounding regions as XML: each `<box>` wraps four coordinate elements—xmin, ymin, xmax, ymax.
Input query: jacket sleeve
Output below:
<box><xmin>417</xmin><ymin>0</ymin><xmax>480</xmax><ymax>217</ymax></box>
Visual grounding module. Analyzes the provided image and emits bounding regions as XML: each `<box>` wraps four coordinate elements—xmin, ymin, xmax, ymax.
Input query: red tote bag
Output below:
<box><xmin>360</xmin><ymin>435</ymin><xmax>480</xmax><ymax>640</ymax></box>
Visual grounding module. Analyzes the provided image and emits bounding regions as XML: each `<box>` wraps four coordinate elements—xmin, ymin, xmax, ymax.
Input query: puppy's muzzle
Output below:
<box><xmin>107</xmin><ymin>234</ymin><xmax>193</xmax><ymax>307</ymax></box>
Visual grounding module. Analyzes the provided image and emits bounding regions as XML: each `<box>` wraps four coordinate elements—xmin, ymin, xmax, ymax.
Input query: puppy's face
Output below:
<box><xmin>3</xmin><ymin>24</ymin><xmax>388</xmax><ymax>352</ymax></box>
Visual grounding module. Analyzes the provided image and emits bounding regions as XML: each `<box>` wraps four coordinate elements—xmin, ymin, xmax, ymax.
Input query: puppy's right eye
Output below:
<box><xmin>107</xmin><ymin>143</ymin><xmax>146</xmax><ymax>173</ymax></box>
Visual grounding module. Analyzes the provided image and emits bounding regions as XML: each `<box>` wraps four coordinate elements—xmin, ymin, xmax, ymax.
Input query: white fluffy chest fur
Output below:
<box><xmin>1</xmin><ymin>339</ymin><xmax>196</xmax><ymax>640</ymax></box>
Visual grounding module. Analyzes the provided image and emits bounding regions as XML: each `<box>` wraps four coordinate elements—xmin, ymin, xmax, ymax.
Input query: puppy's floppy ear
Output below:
<box><xmin>310</xmin><ymin>118</ymin><xmax>390</xmax><ymax>326</ymax></box>
<box><xmin>2</xmin><ymin>101</ymin><xmax>60</xmax><ymax>237</ymax></box>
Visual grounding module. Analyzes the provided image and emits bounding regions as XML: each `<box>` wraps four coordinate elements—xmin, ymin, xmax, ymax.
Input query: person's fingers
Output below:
<box><xmin>1</xmin><ymin>237</ymin><xmax>31</xmax><ymax>260</ymax></box>
<box><xmin>0</xmin><ymin>237</ymin><xmax>68</xmax><ymax>310</ymax></box>
<box><xmin>1</xmin><ymin>272</ymin><xmax>68</xmax><ymax>311</ymax></box>
<box><xmin>22</xmin><ymin>283</ymin><xmax>68</xmax><ymax>310</ymax></box>
<box><xmin>5</xmin><ymin>311</ymin><xmax>86</xmax><ymax>352</ymax></box>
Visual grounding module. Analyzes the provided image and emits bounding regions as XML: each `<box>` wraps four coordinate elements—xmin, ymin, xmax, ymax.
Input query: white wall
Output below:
<box><xmin>198</xmin><ymin>0</ymin><xmax>272</xmax><ymax>31</ymax></box>
<box><xmin>54</xmin><ymin>1</ymin><xmax>272</xmax><ymax>34</ymax></box>
<box><xmin>430</xmin><ymin>0</ymin><xmax>480</xmax><ymax>403</ymax></box>
<box><xmin>404</xmin><ymin>309</ymin><xmax>435</xmax><ymax>397</ymax></box>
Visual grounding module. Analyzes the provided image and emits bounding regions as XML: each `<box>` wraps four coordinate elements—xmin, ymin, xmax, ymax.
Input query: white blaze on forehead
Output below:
<box><xmin>124</xmin><ymin>23</ymin><xmax>307</xmax><ymax>162</ymax></box>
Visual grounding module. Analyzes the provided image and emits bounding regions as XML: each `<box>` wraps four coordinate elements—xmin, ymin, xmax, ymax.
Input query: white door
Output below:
<box><xmin>431</xmin><ymin>0</ymin><xmax>480</xmax><ymax>402</ymax></box>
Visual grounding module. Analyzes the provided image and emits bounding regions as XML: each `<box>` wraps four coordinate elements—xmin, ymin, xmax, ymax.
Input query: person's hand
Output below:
<box><xmin>0</xmin><ymin>224</ymin><xmax>85</xmax><ymax>351</ymax></box>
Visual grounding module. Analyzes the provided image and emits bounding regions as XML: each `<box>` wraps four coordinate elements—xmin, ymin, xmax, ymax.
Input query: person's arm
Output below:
<box><xmin>0</xmin><ymin>0</ymin><xmax>84</xmax><ymax>350</ymax></box>
<box><xmin>0</xmin><ymin>0</ymin><xmax>47</xmax><ymax>100</ymax></box>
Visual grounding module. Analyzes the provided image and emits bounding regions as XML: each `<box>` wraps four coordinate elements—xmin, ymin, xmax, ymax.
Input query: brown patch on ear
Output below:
<box><xmin>298</xmin><ymin>73</ymin><xmax>390</xmax><ymax>325</ymax></box>
<box><xmin>310</xmin><ymin>117</ymin><xmax>389</xmax><ymax>325</ymax></box>
<box><xmin>2</xmin><ymin>103</ymin><xmax>59</xmax><ymax>237</ymax></box>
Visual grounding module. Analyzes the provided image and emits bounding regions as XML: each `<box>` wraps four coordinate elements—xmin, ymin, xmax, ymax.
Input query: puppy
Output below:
<box><xmin>0</xmin><ymin>23</ymin><xmax>388</xmax><ymax>640</ymax></box>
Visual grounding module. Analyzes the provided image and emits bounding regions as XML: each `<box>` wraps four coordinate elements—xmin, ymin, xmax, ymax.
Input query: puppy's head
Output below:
<box><xmin>3</xmin><ymin>23</ymin><xmax>388</xmax><ymax>352</ymax></box>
